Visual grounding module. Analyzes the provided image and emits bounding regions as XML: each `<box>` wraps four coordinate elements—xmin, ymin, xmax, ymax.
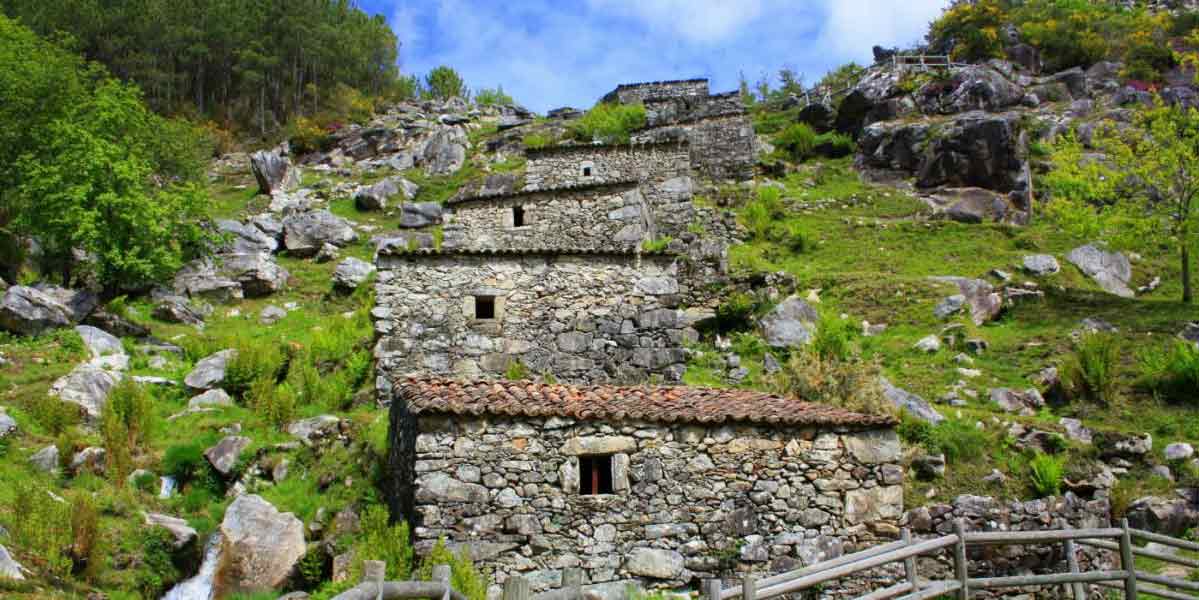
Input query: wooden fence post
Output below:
<box><xmin>704</xmin><ymin>578</ymin><xmax>723</xmax><ymax>600</ymax></box>
<box><xmin>1120</xmin><ymin>518</ymin><xmax>1138</xmax><ymax>599</ymax></box>
<box><xmin>902</xmin><ymin>528</ymin><xmax>920</xmax><ymax>593</ymax></box>
<box><xmin>742</xmin><ymin>575</ymin><xmax>757</xmax><ymax>600</ymax></box>
<box><xmin>433</xmin><ymin>564</ymin><xmax>452</xmax><ymax>600</ymax></box>
<box><xmin>953</xmin><ymin>519</ymin><xmax>969</xmax><ymax>600</ymax></box>
<box><xmin>1064</xmin><ymin>538</ymin><xmax>1085</xmax><ymax>600</ymax></box>
<box><xmin>504</xmin><ymin>575</ymin><xmax>531</xmax><ymax>600</ymax></box>
<box><xmin>563</xmin><ymin>567</ymin><xmax>583</xmax><ymax>600</ymax></box>
<box><xmin>363</xmin><ymin>560</ymin><xmax>386</xmax><ymax>600</ymax></box>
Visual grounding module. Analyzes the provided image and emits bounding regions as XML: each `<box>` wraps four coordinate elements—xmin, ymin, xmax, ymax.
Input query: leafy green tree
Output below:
<box><xmin>1</xmin><ymin>14</ymin><xmax>213</xmax><ymax>291</ymax></box>
<box><xmin>1046</xmin><ymin>103</ymin><xmax>1199</xmax><ymax>303</ymax></box>
<box><xmin>474</xmin><ymin>85</ymin><xmax>513</xmax><ymax>106</ymax></box>
<box><xmin>424</xmin><ymin>65</ymin><xmax>467</xmax><ymax>100</ymax></box>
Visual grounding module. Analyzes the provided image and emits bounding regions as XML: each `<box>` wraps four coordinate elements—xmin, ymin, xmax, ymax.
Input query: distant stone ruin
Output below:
<box><xmin>602</xmin><ymin>79</ymin><xmax>755</xmax><ymax>182</ymax></box>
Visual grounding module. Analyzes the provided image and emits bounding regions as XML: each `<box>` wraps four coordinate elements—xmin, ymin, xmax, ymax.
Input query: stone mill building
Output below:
<box><xmin>374</xmin><ymin>79</ymin><xmax>902</xmax><ymax>596</ymax></box>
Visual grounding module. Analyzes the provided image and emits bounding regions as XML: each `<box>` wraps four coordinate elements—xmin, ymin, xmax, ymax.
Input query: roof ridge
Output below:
<box><xmin>446</xmin><ymin>179</ymin><xmax>640</xmax><ymax>206</ymax></box>
<box><xmin>376</xmin><ymin>247</ymin><xmax>677</xmax><ymax>258</ymax></box>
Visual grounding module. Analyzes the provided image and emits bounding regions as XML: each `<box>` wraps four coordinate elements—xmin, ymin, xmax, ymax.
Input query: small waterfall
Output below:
<box><xmin>159</xmin><ymin>476</ymin><xmax>177</xmax><ymax>499</ymax></box>
<box><xmin>162</xmin><ymin>533</ymin><xmax>222</xmax><ymax>600</ymax></box>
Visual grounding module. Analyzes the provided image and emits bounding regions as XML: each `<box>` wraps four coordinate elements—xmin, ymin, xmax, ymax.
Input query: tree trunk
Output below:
<box><xmin>1184</xmin><ymin>242</ymin><xmax>1193</xmax><ymax>304</ymax></box>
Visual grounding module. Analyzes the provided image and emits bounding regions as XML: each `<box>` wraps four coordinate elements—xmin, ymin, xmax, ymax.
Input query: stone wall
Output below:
<box><xmin>644</xmin><ymin>92</ymin><xmax>745</xmax><ymax>127</ymax></box>
<box><xmin>445</xmin><ymin>183</ymin><xmax>651</xmax><ymax>251</ymax></box>
<box><xmin>524</xmin><ymin>143</ymin><xmax>690</xmax><ymax>191</ymax></box>
<box><xmin>602</xmin><ymin>79</ymin><xmax>711</xmax><ymax>104</ymax></box>
<box><xmin>372</xmin><ymin>252</ymin><xmax>690</xmax><ymax>396</ymax></box>
<box><xmin>632</xmin><ymin>114</ymin><xmax>756</xmax><ymax>182</ymax></box>
<box><xmin>394</xmin><ymin>410</ymin><xmax>903</xmax><ymax>595</ymax></box>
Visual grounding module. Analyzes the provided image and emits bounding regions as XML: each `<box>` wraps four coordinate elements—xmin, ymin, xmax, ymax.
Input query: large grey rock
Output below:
<box><xmin>259</xmin><ymin>305</ymin><xmax>287</xmax><ymax>325</ymax></box>
<box><xmin>1059</xmin><ymin>418</ymin><xmax>1093</xmax><ymax>444</ymax></box>
<box><xmin>0</xmin><ymin>285</ymin><xmax>97</xmax><ymax>335</ymax></box>
<box><xmin>1067</xmin><ymin>244</ymin><xmax>1133</xmax><ymax>298</ymax></box>
<box><xmin>399</xmin><ymin>202</ymin><xmax>444</xmax><ymax>229</ymax></box>
<box><xmin>286</xmin><ymin>415</ymin><xmax>341</xmax><ymax>445</ymax></box>
<box><xmin>1096</xmin><ymin>431</ymin><xmax>1153</xmax><ymax>459</ymax></box>
<box><xmin>220</xmin><ymin>253</ymin><xmax>289</xmax><ymax>297</ymax></box>
<box><xmin>917</xmin><ymin>64</ymin><xmax>1026</xmax><ymax>114</ymax></box>
<box><xmin>354</xmin><ymin>177</ymin><xmax>419</xmax><ymax>211</ymax></box>
<box><xmin>144</xmin><ymin>513</ymin><xmax>198</xmax><ymax>549</ymax></box>
<box><xmin>152</xmin><ymin>295</ymin><xmax>206</xmax><ymax>325</ymax></box>
<box><xmin>250</xmin><ymin>149</ymin><xmax>301</xmax><ymax>195</ymax></box>
<box><xmin>217</xmin><ymin>219</ymin><xmax>279</xmax><ymax>254</ymax></box>
<box><xmin>185</xmin><ymin>349</ymin><xmax>236</xmax><ymax>391</ymax></box>
<box><xmin>1180</xmin><ymin>323</ymin><xmax>1199</xmax><ymax>346</ymax></box>
<box><xmin>1023</xmin><ymin>254</ymin><xmax>1060</xmax><ymax>275</ymax></box>
<box><xmin>204</xmin><ymin>435</ymin><xmax>251</xmax><ymax>476</ymax></box>
<box><xmin>990</xmin><ymin>387</ymin><xmax>1045</xmax><ymax>416</ymax></box>
<box><xmin>937</xmin><ymin>188</ymin><xmax>1015</xmax><ymax>224</ymax></box>
<box><xmin>625</xmin><ymin>548</ymin><xmax>684</xmax><ymax>579</ymax></box>
<box><xmin>50</xmin><ymin>364</ymin><xmax>122</xmax><ymax>420</ymax></box>
<box><xmin>75</xmin><ymin>325</ymin><xmax>124</xmax><ymax>360</ymax></box>
<box><xmin>881</xmin><ymin>378</ymin><xmax>944</xmax><ymax>424</ymax></box>
<box><xmin>214</xmin><ymin>494</ymin><xmax>306</xmax><ymax>596</ymax></box>
<box><xmin>759</xmin><ymin>296</ymin><xmax>818</xmax><ymax>348</ymax></box>
<box><xmin>173</xmin><ymin>258</ymin><xmax>243</xmax><ymax>303</ymax></box>
<box><xmin>1126</xmin><ymin>489</ymin><xmax>1199</xmax><ymax>536</ymax></box>
<box><xmin>0</xmin><ymin>543</ymin><xmax>26</xmax><ymax>580</ymax></box>
<box><xmin>83</xmin><ymin>307</ymin><xmax>149</xmax><ymax>338</ymax></box>
<box><xmin>30</xmin><ymin>445</ymin><xmax>59</xmax><ymax>473</ymax></box>
<box><xmin>189</xmin><ymin>389</ymin><xmax>233</xmax><ymax>410</ymax></box>
<box><xmin>844</xmin><ymin>429</ymin><xmax>902</xmax><ymax>465</ymax></box>
<box><xmin>0</xmin><ymin>409</ymin><xmax>15</xmax><ymax>439</ymax></box>
<box><xmin>422</xmin><ymin>128</ymin><xmax>466</xmax><ymax>175</ymax></box>
<box><xmin>930</xmin><ymin>277</ymin><xmax>1003</xmax><ymax>325</ymax></box>
<box><xmin>333</xmin><ymin>258</ymin><xmax>376</xmax><ymax>291</ymax></box>
<box><xmin>1166</xmin><ymin>443</ymin><xmax>1195</xmax><ymax>461</ymax></box>
<box><xmin>282</xmin><ymin>210</ymin><xmax>358</xmax><ymax>257</ymax></box>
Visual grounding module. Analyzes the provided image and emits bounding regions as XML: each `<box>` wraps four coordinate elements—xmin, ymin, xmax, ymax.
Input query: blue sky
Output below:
<box><xmin>357</xmin><ymin>0</ymin><xmax>952</xmax><ymax>113</ymax></box>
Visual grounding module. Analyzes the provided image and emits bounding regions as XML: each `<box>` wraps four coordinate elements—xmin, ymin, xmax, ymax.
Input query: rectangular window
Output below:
<box><xmin>512</xmin><ymin>205</ymin><xmax>525</xmax><ymax>227</ymax></box>
<box><xmin>474</xmin><ymin>296</ymin><xmax>496</xmax><ymax>320</ymax></box>
<box><xmin>582</xmin><ymin>166</ymin><xmax>593</xmax><ymax>177</ymax></box>
<box><xmin>578</xmin><ymin>455</ymin><xmax>613</xmax><ymax>495</ymax></box>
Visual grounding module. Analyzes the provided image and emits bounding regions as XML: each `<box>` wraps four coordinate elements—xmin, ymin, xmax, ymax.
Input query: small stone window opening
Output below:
<box><xmin>582</xmin><ymin>166</ymin><xmax>593</xmax><ymax>177</ymax></box>
<box><xmin>474</xmin><ymin>295</ymin><xmax>496</xmax><ymax>320</ymax></box>
<box><xmin>512</xmin><ymin>205</ymin><xmax>525</xmax><ymax>227</ymax></box>
<box><xmin>579</xmin><ymin>454</ymin><xmax>614</xmax><ymax>495</ymax></box>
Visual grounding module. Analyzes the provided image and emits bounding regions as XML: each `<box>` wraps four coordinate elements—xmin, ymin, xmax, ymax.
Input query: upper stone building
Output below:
<box><xmin>602</xmin><ymin>79</ymin><xmax>755</xmax><ymax>182</ymax></box>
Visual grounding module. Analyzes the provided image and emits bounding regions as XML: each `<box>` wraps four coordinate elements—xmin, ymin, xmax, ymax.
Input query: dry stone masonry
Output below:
<box><xmin>387</xmin><ymin>379</ymin><xmax>902</xmax><ymax>595</ymax></box>
<box><xmin>372</xmin><ymin>250</ymin><xmax>691</xmax><ymax>394</ymax></box>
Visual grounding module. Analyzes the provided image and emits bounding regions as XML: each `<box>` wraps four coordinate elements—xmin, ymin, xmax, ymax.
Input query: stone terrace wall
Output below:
<box><xmin>398</xmin><ymin>412</ymin><xmax>903</xmax><ymax>595</ymax></box>
<box><xmin>644</xmin><ymin>92</ymin><xmax>745</xmax><ymax>127</ymax></box>
<box><xmin>372</xmin><ymin>252</ymin><xmax>690</xmax><ymax>395</ymax></box>
<box><xmin>524</xmin><ymin>143</ymin><xmax>690</xmax><ymax>191</ymax></box>
<box><xmin>633</xmin><ymin>114</ymin><xmax>755</xmax><ymax>182</ymax></box>
<box><xmin>445</xmin><ymin>183</ymin><xmax>652</xmax><ymax>251</ymax></box>
<box><xmin>602</xmin><ymin>79</ymin><xmax>710</xmax><ymax>104</ymax></box>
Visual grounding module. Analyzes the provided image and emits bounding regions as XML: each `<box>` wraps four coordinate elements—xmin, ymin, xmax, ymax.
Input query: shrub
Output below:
<box><xmin>1059</xmin><ymin>332</ymin><xmax>1121</xmax><ymax>405</ymax></box>
<box><xmin>418</xmin><ymin>538</ymin><xmax>489</xmax><ymax>600</ymax></box>
<box><xmin>354</xmin><ymin>506</ymin><xmax>414</xmax><ymax>581</ymax></box>
<box><xmin>775</xmin><ymin>123</ymin><xmax>817</xmax><ymax>162</ymax></box>
<box><xmin>223</xmin><ymin>337</ymin><xmax>286</xmax><ymax>397</ymax></box>
<box><xmin>162</xmin><ymin>441</ymin><xmax>207</xmax><ymax>483</ymax></box>
<box><xmin>288</xmin><ymin>117</ymin><xmax>333</xmax><ymax>156</ymax></box>
<box><xmin>474</xmin><ymin>86</ymin><xmax>514</xmax><ymax>106</ymax></box>
<box><xmin>766</xmin><ymin>221</ymin><xmax>807</xmax><ymax>253</ymax></box>
<box><xmin>641</xmin><ymin>237</ymin><xmax>672</xmax><ymax>253</ymax></box>
<box><xmin>814</xmin><ymin>132</ymin><xmax>854</xmax><ymax>158</ymax></box>
<box><xmin>568</xmin><ymin>103</ymin><xmax>647</xmax><ymax>144</ymax></box>
<box><xmin>743</xmin><ymin>187</ymin><xmax>786</xmax><ymax>240</ymax></box>
<box><xmin>928</xmin><ymin>420</ymin><xmax>988</xmax><ymax>463</ymax></box>
<box><xmin>1029</xmin><ymin>452</ymin><xmax>1065</xmax><ymax>497</ymax></box>
<box><xmin>6</xmin><ymin>480</ymin><xmax>73</xmax><ymax>577</ymax></box>
<box><xmin>29</xmin><ymin>392</ymin><xmax>81</xmax><ymax>436</ymax></box>
<box><xmin>505</xmin><ymin>360</ymin><xmax>530</xmax><ymax>381</ymax></box>
<box><xmin>424</xmin><ymin>66</ymin><xmax>468</xmax><ymax>100</ymax></box>
<box><xmin>248</xmin><ymin>377</ymin><xmax>297</xmax><ymax>429</ymax></box>
<box><xmin>327</xmin><ymin>82</ymin><xmax>376</xmax><ymax>125</ymax></box>
<box><xmin>70</xmin><ymin>494</ymin><xmax>100</xmax><ymax>570</ymax></box>
<box><xmin>101</xmin><ymin>380</ymin><xmax>154</xmax><ymax>485</ymax></box>
<box><xmin>713</xmin><ymin>292</ymin><xmax>763</xmax><ymax>333</ymax></box>
<box><xmin>771</xmin><ymin>349</ymin><xmax>892</xmax><ymax>417</ymax></box>
<box><xmin>811</xmin><ymin>312</ymin><xmax>859</xmax><ymax>362</ymax></box>
<box><xmin>1138</xmin><ymin>340</ymin><xmax>1199</xmax><ymax>404</ymax></box>
<box><xmin>522</xmin><ymin>133</ymin><xmax>553</xmax><ymax>149</ymax></box>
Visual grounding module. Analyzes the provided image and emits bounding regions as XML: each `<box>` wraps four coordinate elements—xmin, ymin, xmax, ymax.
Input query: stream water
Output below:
<box><xmin>161</xmin><ymin>533</ymin><xmax>222</xmax><ymax>600</ymax></box>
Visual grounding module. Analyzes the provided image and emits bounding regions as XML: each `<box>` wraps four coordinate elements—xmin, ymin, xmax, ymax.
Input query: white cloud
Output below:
<box><xmin>815</xmin><ymin>0</ymin><xmax>951</xmax><ymax>63</ymax></box>
<box><xmin>584</xmin><ymin>0</ymin><xmax>766</xmax><ymax>43</ymax></box>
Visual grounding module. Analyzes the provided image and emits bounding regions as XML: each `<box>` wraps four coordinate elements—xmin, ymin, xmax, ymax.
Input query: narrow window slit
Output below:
<box><xmin>578</xmin><ymin>455</ymin><xmax>614</xmax><ymax>495</ymax></box>
<box><xmin>512</xmin><ymin>205</ymin><xmax>525</xmax><ymax>227</ymax></box>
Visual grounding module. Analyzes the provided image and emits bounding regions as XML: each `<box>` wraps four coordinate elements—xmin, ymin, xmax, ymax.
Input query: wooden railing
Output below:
<box><xmin>333</xmin><ymin>562</ymin><xmax>470</xmax><ymax>600</ymax></box>
<box><xmin>891</xmin><ymin>54</ymin><xmax>969</xmax><ymax>72</ymax></box>
<box><xmin>704</xmin><ymin>519</ymin><xmax>1199</xmax><ymax>600</ymax></box>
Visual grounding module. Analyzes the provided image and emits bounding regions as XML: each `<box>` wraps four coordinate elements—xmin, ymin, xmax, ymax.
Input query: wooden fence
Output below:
<box><xmin>704</xmin><ymin>519</ymin><xmax>1199</xmax><ymax>600</ymax></box>
<box><xmin>332</xmin><ymin>562</ymin><xmax>469</xmax><ymax>600</ymax></box>
<box><xmin>891</xmin><ymin>54</ymin><xmax>970</xmax><ymax>72</ymax></box>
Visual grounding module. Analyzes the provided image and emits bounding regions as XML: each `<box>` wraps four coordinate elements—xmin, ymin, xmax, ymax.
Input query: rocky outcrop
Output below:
<box><xmin>220</xmin><ymin>253</ymin><xmax>290</xmax><ymax>298</ymax></box>
<box><xmin>881</xmin><ymin>378</ymin><xmax>944</xmax><ymax>424</ymax></box>
<box><xmin>204</xmin><ymin>435</ymin><xmax>251</xmax><ymax>476</ymax></box>
<box><xmin>759</xmin><ymin>296</ymin><xmax>818</xmax><ymax>348</ymax></box>
<box><xmin>990</xmin><ymin>387</ymin><xmax>1046</xmax><ymax>416</ymax></box>
<box><xmin>218</xmin><ymin>219</ymin><xmax>279</xmax><ymax>255</ymax></box>
<box><xmin>213</xmin><ymin>495</ymin><xmax>306</xmax><ymax>596</ymax></box>
<box><xmin>153</xmin><ymin>295</ymin><xmax>207</xmax><ymax>325</ymax></box>
<box><xmin>282</xmin><ymin>210</ymin><xmax>358</xmax><ymax>257</ymax></box>
<box><xmin>421</xmin><ymin>126</ymin><xmax>467</xmax><ymax>175</ymax></box>
<box><xmin>1067</xmin><ymin>244</ymin><xmax>1133</xmax><ymax>298</ymax></box>
<box><xmin>145</xmin><ymin>513</ymin><xmax>199</xmax><ymax>549</ymax></box>
<box><xmin>332</xmin><ymin>258</ymin><xmax>376</xmax><ymax>291</ymax></box>
<box><xmin>185</xmin><ymin>349</ymin><xmax>236</xmax><ymax>391</ymax></box>
<box><xmin>1126</xmin><ymin>489</ymin><xmax>1199</xmax><ymax>537</ymax></box>
<box><xmin>30</xmin><ymin>445</ymin><xmax>60</xmax><ymax>473</ymax></box>
<box><xmin>1023</xmin><ymin>254</ymin><xmax>1060</xmax><ymax>275</ymax></box>
<box><xmin>0</xmin><ymin>285</ymin><xmax>98</xmax><ymax>336</ymax></box>
<box><xmin>930</xmin><ymin>187</ymin><xmax>1023</xmax><ymax>225</ymax></box>
<box><xmin>930</xmin><ymin>277</ymin><xmax>1003</xmax><ymax>326</ymax></box>
<box><xmin>50</xmin><ymin>364</ymin><xmax>122</xmax><ymax>420</ymax></box>
<box><xmin>399</xmin><ymin>202</ymin><xmax>443</xmax><ymax>229</ymax></box>
<box><xmin>173</xmin><ymin>258</ymin><xmax>244</xmax><ymax>303</ymax></box>
<box><xmin>250</xmin><ymin>149</ymin><xmax>301</xmax><ymax>196</ymax></box>
<box><xmin>354</xmin><ymin>176</ymin><xmax>419</xmax><ymax>211</ymax></box>
<box><xmin>75</xmin><ymin>325</ymin><xmax>123</xmax><ymax>360</ymax></box>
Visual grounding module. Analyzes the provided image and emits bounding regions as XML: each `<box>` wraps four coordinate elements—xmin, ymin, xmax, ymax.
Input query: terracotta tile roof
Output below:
<box><xmin>396</xmin><ymin>378</ymin><xmax>896</xmax><ymax>429</ymax></box>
